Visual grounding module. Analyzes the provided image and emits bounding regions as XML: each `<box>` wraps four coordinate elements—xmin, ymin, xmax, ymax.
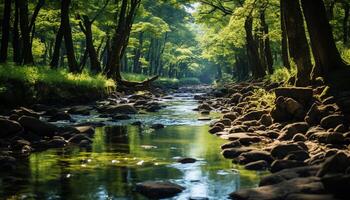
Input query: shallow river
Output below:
<box><xmin>0</xmin><ymin>93</ymin><xmax>265</xmax><ymax>200</ymax></box>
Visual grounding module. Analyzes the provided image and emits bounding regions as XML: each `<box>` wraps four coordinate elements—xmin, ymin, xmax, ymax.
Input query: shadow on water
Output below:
<box><xmin>0</xmin><ymin>94</ymin><xmax>267</xmax><ymax>199</ymax></box>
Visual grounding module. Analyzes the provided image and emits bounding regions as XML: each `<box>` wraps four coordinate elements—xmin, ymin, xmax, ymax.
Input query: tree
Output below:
<box><xmin>301</xmin><ymin>0</ymin><xmax>348</xmax><ymax>81</ymax></box>
<box><xmin>0</xmin><ymin>0</ymin><xmax>11</xmax><ymax>63</ymax></box>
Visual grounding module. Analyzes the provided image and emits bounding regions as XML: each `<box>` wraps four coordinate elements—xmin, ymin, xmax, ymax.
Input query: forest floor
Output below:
<box><xmin>195</xmin><ymin>80</ymin><xmax>350</xmax><ymax>199</ymax></box>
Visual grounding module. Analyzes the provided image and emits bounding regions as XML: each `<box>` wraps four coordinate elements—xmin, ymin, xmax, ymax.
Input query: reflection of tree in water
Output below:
<box><xmin>103</xmin><ymin>126</ymin><xmax>130</xmax><ymax>154</ymax></box>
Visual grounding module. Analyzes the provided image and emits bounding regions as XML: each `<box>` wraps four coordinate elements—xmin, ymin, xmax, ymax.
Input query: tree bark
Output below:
<box><xmin>283</xmin><ymin>0</ymin><xmax>312</xmax><ymax>86</ymax></box>
<box><xmin>301</xmin><ymin>0</ymin><xmax>348</xmax><ymax>80</ymax></box>
<box><xmin>260</xmin><ymin>11</ymin><xmax>274</xmax><ymax>74</ymax></box>
<box><xmin>0</xmin><ymin>0</ymin><xmax>12</xmax><ymax>63</ymax></box>
<box><xmin>133</xmin><ymin>32</ymin><xmax>143</xmax><ymax>73</ymax></box>
<box><xmin>61</xmin><ymin>0</ymin><xmax>79</xmax><ymax>72</ymax></box>
<box><xmin>19</xmin><ymin>0</ymin><xmax>34</xmax><ymax>65</ymax></box>
<box><xmin>12</xmin><ymin>0</ymin><xmax>21</xmax><ymax>64</ymax></box>
<box><xmin>280</xmin><ymin>0</ymin><xmax>290</xmax><ymax>69</ymax></box>
<box><xmin>50</xmin><ymin>26</ymin><xmax>63</xmax><ymax>69</ymax></box>
<box><xmin>343</xmin><ymin>3</ymin><xmax>349</xmax><ymax>44</ymax></box>
<box><xmin>245</xmin><ymin>16</ymin><xmax>266</xmax><ymax>79</ymax></box>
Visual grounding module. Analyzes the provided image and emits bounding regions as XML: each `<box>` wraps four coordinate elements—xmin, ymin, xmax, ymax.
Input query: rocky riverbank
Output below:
<box><xmin>0</xmin><ymin>91</ymin><xmax>168</xmax><ymax>171</ymax></box>
<box><xmin>195</xmin><ymin>80</ymin><xmax>350</xmax><ymax>199</ymax></box>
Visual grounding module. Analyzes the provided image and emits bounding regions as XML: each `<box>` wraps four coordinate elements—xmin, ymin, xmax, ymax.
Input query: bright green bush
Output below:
<box><xmin>267</xmin><ymin>65</ymin><xmax>296</xmax><ymax>84</ymax></box>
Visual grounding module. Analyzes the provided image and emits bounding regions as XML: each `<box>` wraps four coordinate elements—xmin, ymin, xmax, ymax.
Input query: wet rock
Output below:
<box><xmin>136</xmin><ymin>181</ymin><xmax>185</xmax><ymax>199</ymax></box>
<box><xmin>270</xmin><ymin>160</ymin><xmax>307</xmax><ymax>173</ymax></box>
<box><xmin>112</xmin><ymin>114</ymin><xmax>131</xmax><ymax>120</ymax></box>
<box><xmin>244</xmin><ymin>160</ymin><xmax>269</xmax><ymax>171</ymax></box>
<box><xmin>198</xmin><ymin>117</ymin><xmax>211</xmax><ymax>121</ymax></box>
<box><xmin>100</xmin><ymin>104</ymin><xmax>138</xmax><ymax>114</ymax></box>
<box><xmin>18</xmin><ymin>116</ymin><xmax>58</xmax><ymax>137</ymax></box>
<box><xmin>274</xmin><ymin>87</ymin><xmax>313</xmax><ymax>105</ymax></box>
<box><xmin>320</xmin><ymin>114</ymin><xmax>346</xmax><ymax>129</ymax></box>
<box><xmin>286</xmin><ymin>193</ymin><xmax>339</xmax><ymax>200</ymax></box>
<box><xmin>178</xmin><ymin>157</ymin><xmax>197</xmax><ymax>164</ymax></box>
<box><xmin>216</xmin><ymin>119</ymin><xmax>231</xmax><ymax>126</ymax></box>
<box><xmin>241</xmin><ymin>110</ymin><xmax>268</xmax><ymax>121</ymax></box>
<box><xmin>271</xmin><ymin>143</ymin><xmax>305</xmax><ymax>159</ymax></box>
<box><xmin>68</xmin><ymin>105</ymin><xmax>92</xmax><ymax>115</ymax></box>
<box><xmin>221</xmin><ymin>147</ymin><xmax>255</xmax><ymax>159</ymax></box>
<box><xmin>12</xmin><ymin>107</ymin><xmax>42</xmax><ymax>118</ymax></box>
<box><xmin>278</xmin><ymin>122</ymin><xmax>309</xmax><ymax>140</ymax></box>
<box><xmin>223</xmin><ymin>113</ymin><xmax>237</xmax><ymax>121</ymax></box>
<box><xmin>47</xmin><ymin>138</ymin><xmax>67</xmax><ymax>148</ymax></box>
<box><xmin>221</xmin><ymin>133</ymin><xmax>261</xmax><ymax>145</ymax></box>
<box><xmin>0</xmin><ymin>118</ymin><xmax>23</xmax><ymax>138</ymax></box>
<box><xmin>79</xmin><ymin>139</ymin><xmax>92</xmax><ymax>148</ymax></box>
<box><xmin>221</xmin><ymin>141</ymin><xmax>241</xmax><ymax>149</ymax></box>
<box><xmin>238</xmin><ymin>150</ymin><xmax>273</xmax><ymax>164</ymax></box>
<box><xmin>259</xmin><ymin>114</ymin><xmax>273</xmax><ymax>126</ymax></box>
<box><xmin>317</xmin><ymin>152</ymin><xmax>350</xmax><ymax>177</ymax></box>
<box><xmin>68</xmin><ymin>134</ymin><xmax>92</xmax><ymax>144</ymax></box>
<box><xmin>0</xmin><ymin>155</ymin><xmax>17</xmax><ymax>171</ymax></box>
<box><xmin>209</xmin><ymin>126</ymin><xmax>223</xmax><ymax>134</ymax></box>
<box><xmin>198</xmin><ymin>103</ymin><xmax>212</xmax><ymax>111</ymax></box>
<box><xmin>147</xmin><ymin>104</ymin><xmax>162</xmax><ymax>112</ymax></box>
<box><xmin>48</xmin><ymin>112</ymin><xmax>72</xmax><ymax>122</ymax></box>
<box><xmin>132</xmin><ymin>121</ymin><xmax>142</xmax><ymax>126</ymax></box>
<box><xmin>293</xmin><ymin>133</ymin><xmax>307</xmax><ymax>142</ymax></box>
<box><xmin>151</xmin><ymin>124</ymin><xmax>165</xmax><ymax>129</ymax></box>
<box><xmin>310</xmin><ymin>132</ymin><xmax>345</xmax><ymax>144</ymax></box>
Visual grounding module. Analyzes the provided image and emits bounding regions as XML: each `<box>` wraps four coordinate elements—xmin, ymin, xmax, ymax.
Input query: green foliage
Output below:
<box><xmin>252</xmin><ymin>88</ymin><xmax>276</xmax><ymax>109</ymax></box>
<box><xmin>178</xmin><ymin>77</ymin><xmax>201</xmax><ymax>85</ymax></box>
<box><xmin>0</xmin><ymin>63</ymin><xmax>115</xmax><ymax>90</ymax></box>
<box><xmin>267</xmin><ymin>66</ymin><xmax>296</xmax><ymax>84</ymax></box>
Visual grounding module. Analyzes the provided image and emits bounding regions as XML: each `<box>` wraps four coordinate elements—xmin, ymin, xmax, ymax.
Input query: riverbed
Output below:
<box><xmin>0</xmin><ymin>93</ymin><xmax>266</xmax><ymax>199</ymax></box>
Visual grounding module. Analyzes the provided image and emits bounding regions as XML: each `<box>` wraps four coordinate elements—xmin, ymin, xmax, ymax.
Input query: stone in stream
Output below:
<box><xmin>177</xmin><ymin>157</ymin><xmax>197</xmax><ymax>164</ymax></box>
<box><xmin>12</xmin><ymin>107</ymin><xmax>42</xmax><ymax>118</ymax></box>
<box><xmin>198</xmin><ymin>117</ymin><xmax>211</xmax><ymax>121</ymax></box>
<box><xmin>151</xmin><ymin>124</ymin><xmax>165</xmax><ymax>129</ymax></box>
<box><xmin>112</xmin><ymin>114</ymin><xmax>131</xmax><ymax>120</ymax></box>
<box><xmin>136</xmin><ymin>181</ymin><xmax>185</xmax><ymax>199</ymax></box>
<box><xmin>68</xmin><ymin>105</ymin><xmax>92</xmax><ymax>115</ymax></box>
<box><xmin>18</xmin><ymin>116</ymin><xmax>58</xmax><ymax>137</ymax></box>
<box><xmin>244</xmin><ymin>160</ymin><xmax>269</xmax><ymax>171</ymax></box>
<box><xmin>0</xmin><ymin>118</ymin><xmax>23</xmax><ymax>138</ymax></box>
<box><xmin>221</xmin><ymin>147</ymin><xmax>256</xmax><ymax>159</ymax></box>
<box><xmin>100</xmin><ymin>104</ymin><xmax>138</xmax><ymax>114</ymax></box>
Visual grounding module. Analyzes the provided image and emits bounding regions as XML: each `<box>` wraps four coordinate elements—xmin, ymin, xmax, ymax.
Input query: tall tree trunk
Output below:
<box><xmin>283</xmin><ymin>0</ymin><xmax>312</xmax><ymax>86</ymax></box>
<box><xmin>301</xmin><ymin>0</ymin><xmax>348</xmax><ymax>80</ymax></box>
<box><xmin>61</xmin><ymin>0</ymin><xmax>79</xmax><ymax>72</ymax></box>
<box><xmin>50</xmin><ymin>26</ymin><xmax>63</xmax><ymax>69</ymax></box>
<box><xmin>19</xmin><ymin>0</ymin><xmax>34</xmax><ymax>65</ymax></box>
<box><xmin>0</xmin><ymin>0</ymin><xmax>12</xmax><ymax>63</ymax></box>
<box><xmin>280</xmin><ymin>0</ymin><xmax>290</xmax><ymax>69</ymax></box>
<box><xmin>133</xmin><ymin>32</ymin><xmax>143</xmax><ymax>73</ymax></box>
<box><xmin>245</xmin><ymin>16</ymin><xmax>265</xmax><ymax>79</ymax></box>
<box><xmin>12</xmin><ymin>0</ymin><xmax>21</xmax><ymax>64</ymax></box>
<box><xmin>343</xmin><ymin>3</ymin><xmax>349</xmax><ymax>44</ymax></box>
<box><xmin>260</xmin><ymin>11</ymin><xmax>274</xmax><ymax>74</ymax></box>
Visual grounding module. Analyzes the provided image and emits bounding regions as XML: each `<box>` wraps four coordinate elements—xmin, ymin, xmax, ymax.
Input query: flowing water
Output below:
<box><xmin>0</xmin><ymin>93</ymin><xmax>266</xmax><ymax>200</ymax></box>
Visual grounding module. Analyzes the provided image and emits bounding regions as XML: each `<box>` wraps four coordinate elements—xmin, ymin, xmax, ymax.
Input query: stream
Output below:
<box><xmin>0</xmin><ymin>93</ymin><xmax>266</xmax><ymax>200</ymax></box>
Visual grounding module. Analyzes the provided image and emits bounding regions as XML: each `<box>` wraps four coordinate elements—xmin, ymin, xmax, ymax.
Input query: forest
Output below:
<box><xmin>1</xmin><ymin>0</ymin><xmax>350</xmax><ymax>200</ymax></box>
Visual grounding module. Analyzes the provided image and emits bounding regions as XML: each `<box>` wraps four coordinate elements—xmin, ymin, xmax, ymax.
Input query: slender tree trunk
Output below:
<box><xmin>19</xmin><ymin>0</ymin><xmax>34</xmax><ymax>65</ymax></box>
<box><xmin>61</xmin><ymin>0</ymin><xmax>79</xmax><ymax>72</ymax></box>
<box><xmin>12</xmin><ymin>0</ymin><xmax>21</xmax><ymax>64</ymax></box>
<box><xmin>245</xmin><ymin>16</ymin><xmax>265</xmax><ymax>79</ymax></box>
<box><xmin>260</xmin><ymin>11</ymin><xmax>274</xmax><ymax>74</ymax></box>
<box><xmin>50</xmin><ymin>26</ymin><xmax>63</xmax><ymax>69</ymax></box>
<box><xmin>280</xmin><ymin>0</ymin><xmax>290</xmax><ymax>69</ymax></box>
<box><xmin>133</xmin><ymin>32</ymin><xmax>143</xmax><ymax>73</ymax></box>
<box><xmin>0</xmin><ymin>0</ymin><xmax>12</xmax><ymax>63</ymax></box>
<box><xmin>343</xmin><ymin>3</ymin><xmax>349</xmax><ymax>44</ymax></box>
<box><xmin>283</xmin><ymin>0</ymin><xmax>312</xmax><ymax>86</ymax></box>
<box><xmin>301</xmin><ymin>0</ymin><xmax>348</xmax><ymax>80</ymax></box>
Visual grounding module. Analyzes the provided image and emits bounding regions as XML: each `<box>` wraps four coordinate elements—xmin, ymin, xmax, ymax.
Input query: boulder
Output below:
<box><xmin>274</xmin><ymin>87</ymin><xmax>313</xmax><ymax>105</ymax></box>
<box><xmin>317</xmin><ymin>152</ymin><xmax>350</xmax><ymax>177</ymax></box>
<box><xmin>198</xmin><ymin>103</ymin><xmax>212</xmax><ymax>111</ymax></box>
<box><xmin>136</xmin><ymin>181</ymin><xmax>184</xmax><ymax>199</ymax></box>
<box><xmin>310</xmin><ymin>132</ymin><xmax>345</xmax><ymax>144</ymax></box>
<box><xmin>0</xmin><ymin>118</ymin><xmax>23</xmax><ymax>138</ymax></box>
<box><xmin>244</xmin><ymin>160</ymin><xmax>269</xmax><ymax>171</ymax></box>
<box><xmin>322</xmin><ymin>174</ymin><xmax>350</xmax><ymax>198</ymax></box>
<box><xmin>100</xmin><ymin>104</ymin><xmax>138</xmax><ymax>114</ymax></box>
<box><xmin>18</xmin><ymin>116</ymin><xmax>58</xmax><ymax>136</ymax></box>
<box><xmin>271</xmin><ymin>143</ymin><xmax>305</xmax><ymax>159</ymax></box>
<box><xmin>238</xmin><ymin>150</ymin><xmax>273</xmax><ymax>164</ymax></box>
<box><xmin>221</xmin><ymin>141</ymin><xmax>241</xmax><ymax>149</ymax></box>
<box><xmin>241</xmin><ymin>110</ymin><xmax>268</xmax><ymax>121</ymax></box>
<box><xmin>271</xmin><ymin>160</ymin><xmax>307</xmax><ymax>173</ymax></box>
<box><xmin>209</xmin><ymin>126</ymin><xmax>223</xmax><ymax>134</ymax></box>
<box><xmin>320</xmin><ymin>114</ymin><xmax>346</xmax><ymax>129</ymax></box>
<box><xmin>47</xmin><ymin>138</ymin><xmax>67</xmax><ymax>148</ymax></box>
<box><xmin>221</xmin><ymin>147</ymin><xmax>255</xmax><ymax>159</ymax></box>
<box><xmin>68</xmin><ymin>105</ymin><xmax>92</xmax><ymax>115</ymax></box>
<box><xmin>278</xmin><ymin>122</ymin><xmax>309</xmax><ymax>140</ymax></box>
<box><xmin>177</xmin><ymin>158</ymin><xmax>197</xmax><ymax>164</ymax></box>
<box><xmin>293</xmin><ymin>133</ymin><xmax>307</xmax><ymax>142</ymax></box>
<box><xmin>259</xmin><ymin>114</ymin><xmax>273</xmax><ymax>126</ymax></box>
<box><xmin>68</xmin><ymin>134</ymin><xmax>92</xmax><ymax>144</ymax></box>
<box><xmin>223</xmin><ymin>113</ymin><xmax>237</xmax><ymax>121</ymax></box>
<box><xmin>284</xmin><ymin>98</ymin><xmax>306</xmax><ymax>120</ymax></box>
<box><xmin>13</xmin><ymin>107</ymin><xmax>42</xmax><ymax>118</ymax></box>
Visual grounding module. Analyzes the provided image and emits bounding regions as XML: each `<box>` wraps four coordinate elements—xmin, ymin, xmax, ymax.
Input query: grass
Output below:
<box><xmin>251</xmin><ymin>88</ymin><xmax>276</xmax><ymax>109</ymax></box>
<box><xmin>0</xmin><ymin>63</ymin><xmax>115</xmax><ymax>90</ymax></box>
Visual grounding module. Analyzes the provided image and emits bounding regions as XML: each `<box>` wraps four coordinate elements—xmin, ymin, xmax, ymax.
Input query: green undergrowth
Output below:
<box><xmin>266</xmin><ymin>65</ymin><xmax>296</xmax><ymax>85</ymax></box>
<box><xmin>251</xmin><ymin>88</ymin><xmax>276</xmax><ymax>109</ymax></box>
<box><xmin>122</xmin><ymin>72</ymin><xmax>201</xmax><ymax>88</ymax></box>
<box><xmin>0</xmin><ymin>63</ymin><xmax>115</xmax><ymax>106</ymax></box>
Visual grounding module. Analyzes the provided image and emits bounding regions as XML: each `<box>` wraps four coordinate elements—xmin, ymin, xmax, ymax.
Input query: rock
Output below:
<box><xmin>217</xmin><ymin>119</ymin><xmax>232</xmax><ymax>126</ymax></box>
<box><xmin>274</xmin><ymin>87</ymin><xmax>313</xmax><ymax>105</ymax></box>
<box><xmin>221</xmin><ymin>141</ymin><xmax>241</xmax><ymax>149</ymax></box>
<box><xmin>270</xmin><ymin>160</ymin><xmax>307</xmax><ymax>173</ymax></box>
<box><xmin>18</xmin><ymin>116</ymin><xmax>58</xmax><ymax>137</ymax></box>
<box><xmin>132</xmin><ymin>121</ymin><xmax>142</xmax><ymax>126</ymax></box>
<box><xmin>198</xmin><ymin>103</ymin><xmax>212</xmax><ymax>111</ymax></box>
<box><xmin>68</xmin><ymin>134</ymin><xmax>92</xmax><ymax>144</ymax></box>
<box><xmin>221</xmin><ymin>133</ymin><xmax>261</xmax><ymax>145</ymax></box>
<box><xmin>259</xmin><ymin>114</ymin><xmax>273</xmax><ymax>126</ymax></box>
<box><xmin>241</xmin><ymin>110</ymin><xmax>267</xmax><ymax>121</ymax></box>
<box><xmin>230</xmin><ymin>177</ymin><xmax>323</xmax><ymax>200</ymax></box>
<box><xmin>293</xmin><ymin>133</ymin><xmax>307</xmax><ymax>142</ymax></box>
<box><xmin>0</xmin><ymin>118</ymin><xmax>23</xmax><ymax>138</ymax></box>
<box><xmin>317</xmin><ymin>152</ymin><xmax>350</xmax><ymax>177</ymax></box>
<box><xmin>177</xmin><ymin>158</ymin><xmax>197</xmax><ymax>164</ymax></box>
<box><xmin>244</xmin><ymin>160</ymin><xmax>269</xmax><ymax>171</ymax></box>
<box><xmin>198</xmin><ymin>117</ymin><xmax>211</xmax><ymax>121</ymax></box>
<box><xmin>284</xmin><ymin>98</ymin><xmax>305</xmax><ymax>120</ymax></box>
<box><xmin>334</xmin><ymin>124</ymin><xmax>347</xmax><ymax>133</ymax></box>
<box><xmin>320</xmin><ymin>114</ymin><xmax>346</xmax><ymax>129</ymax></box>
<box><xmin>147</xmin><ymin>104</ymin><xmax>162</xmax><ymax>112</ymax></box>
<box><xmin>278</xmin><ymin>122</ymin><xmax>309</xmax><ymax>140</ymax></box>
<box><xmin>0</xmin><ymin>156</ymin><xmax>17</xmax><ymax>171</ymax></box>
<box><xmin>284</xmin><ymin>150</ymin><xmax>310</xmax><ymax>162</ymax></box>
<box><xmin>74</xmin><ymin>126</ymin><xmax>95</xmax><ymax>136</ymax></box>
<box><xmin>47</xmin><ymin>138</ymin><xmax>67</xmax><ymax>148</ymax></box>
<box><xmin>79</xmin><ymin>139</ymin><xmax>92</xmax><ymax>148</ymax></box>
<box><xmin>238</xmin><ymin>150</ymin><xmax>273</xmax><ymax>164</ymax></box>
<box><xmin>136</xmin><ymin>181</ymin><xmax>184</xmax><ymax>199</ymax></box>
<box><xmin>209</xmin><ymin>126</ymin><xmax>223</xmax><ymax>134</ymax></box>
<box><xmin>68</xmin><ymin>105</ymin><xmax>92</xmax><ymax>115</ymax></box>
<box><xmin>305</xmin><ymin>103</ymin><xmax>322</xmax><ymax>125</ymax></box>
<box><xmin>151</xmin><ymin>124</ymin><xmax>165</xmax><ymax>129</ymax></box>
<box><xmin>286</xmin><ymin>194</ymin><xmax>339</xmax><ymax>200</ymax></box>
<box><xmin>321</xmin><ymin>174</ymin><xmax>350</xmax><ymax>198</ymax></box>
<box><xmin>10</xmin><ymin>139</ymin><xmax>32</xmax><ymax>153</ymax></box>
<box><xmin>221</xmin><ymin>147</ymin><xmax>255</xmax><ymax>159</ymax></box>
<box><xmin>223</xmin><ymin>113</ymin><xmax>237</xmax><ymax>121</ymax></box>
<box><xmin>12</xmin><ymin>107</ymin><xmax>42</xmax><ymax>118</ymax></box>
<box><xmin>100</xmin><ymin>104</ymin><xmax>138</xmax><ymax>114</ymax></box>
<box><xmin>48</xmin><ymin>112</ymin><xmax>72</xmax><ymax>122</ymax></box>
<box><xmin>271</xmin><ymin>143</ymin><xmax>305</xmax><ymax>159</ymax></box>
<box><xmin>112</xmin><ymin>114</ymin><xmax>131</xmax><ymax>120</ymax></box>
<box><xmin>230</xmin><ymin>93</ymin><xmax>243</xmax><ymax>104</ymax></box>
<box><xmin>310</xmin><ymin>132</ymin><xmax>345</xmax><ymax>144</ymax></box>
<box><xmin>134</xmin><ymin>100</ymin><xmax>148</xmax><ymax>106</ymax></box>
